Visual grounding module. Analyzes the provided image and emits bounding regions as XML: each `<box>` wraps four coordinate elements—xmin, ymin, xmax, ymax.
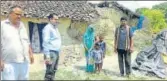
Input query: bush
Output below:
<box><xmin>137</xmin><ymin>8</ymin><xmax>167</xmax><ymax>34</ymax></box>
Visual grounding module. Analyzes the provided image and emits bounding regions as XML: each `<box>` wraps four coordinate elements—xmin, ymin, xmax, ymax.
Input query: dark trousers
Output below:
<box><xmin>117</xmin><ymin>49</ymin><xmax>131</xmax><ymax>76</ymax></box>
<box><xmin>44</xmin><ymin>50</ymin><xmax>59</xmax><ymax>81</ymax></box>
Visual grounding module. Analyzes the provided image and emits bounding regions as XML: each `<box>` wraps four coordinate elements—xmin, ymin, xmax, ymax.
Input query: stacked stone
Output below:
<box><xmin>60</xmin><ymin>45</ymin><xmax>82</xmax><ymax>66</ymax></box>
<box><xmin>92</xmin><ymin>1</ymin><xmax>140</xmax><ymax>19</ymax></box>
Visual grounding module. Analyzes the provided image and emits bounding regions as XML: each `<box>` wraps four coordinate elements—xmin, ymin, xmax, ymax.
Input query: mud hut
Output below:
<box><xmin>1</xmin><ymin>1</ymin><xmax>100</xmax><ymax>53</ymax></box>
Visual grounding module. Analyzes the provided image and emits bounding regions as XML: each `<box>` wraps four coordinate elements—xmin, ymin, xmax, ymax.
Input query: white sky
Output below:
<box><xmin>88</xmin><ymin>1</ymin><xmax>167</xmax><ymax>12</ymax></box>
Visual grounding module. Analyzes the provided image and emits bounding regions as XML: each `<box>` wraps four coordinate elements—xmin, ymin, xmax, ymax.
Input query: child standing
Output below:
<box><xmin>95</xmin><ymin>35</ymin><xmax>100</xmax><ymax>43</ymax></box>
<box><xmin>98</xmin><ymin>36</ymin><xmax>106</xmax><ymax>69</ymax></box>
<box><xmin>92</xmin><ymin>43</ymin><xmax>103</xmax><ymax>73</ymax></box>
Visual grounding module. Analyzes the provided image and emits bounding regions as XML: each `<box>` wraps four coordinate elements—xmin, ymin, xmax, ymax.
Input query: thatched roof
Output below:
<box><xmin>89</xmin><ymin>1</ymin><xmax>140</xmax><ymax>19</ymax></box>
<box><xmin>111</xmin><ymin>2</ymin><xmax>140</xmax><ymax>19</ymax></box>
<box><xmin>1</xmin><ymin>1</ymin><xmax>100</xmax><ymax>22</ymax></box>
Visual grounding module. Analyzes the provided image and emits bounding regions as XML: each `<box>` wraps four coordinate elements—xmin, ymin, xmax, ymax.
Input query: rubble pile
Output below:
<box><xmin>60</xmin><ymin>45</ymin><xmax>83</xmax><ymax>66</ymax></box>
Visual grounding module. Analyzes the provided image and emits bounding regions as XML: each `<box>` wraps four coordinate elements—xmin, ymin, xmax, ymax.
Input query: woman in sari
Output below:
<box><xmin>83</xmin><ymin>25</ymin><xmax>95</xmax><ymax>72</ymax></box>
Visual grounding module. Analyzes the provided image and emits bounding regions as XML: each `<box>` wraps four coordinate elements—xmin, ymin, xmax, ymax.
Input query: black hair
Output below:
<box><xmin>48</xmin><ymin>14</ymin><xmax>54</xmax><ymax>20</ymax></box>
<box><xmin>120</xmin><ymin>17</ymin><xmax>127</xmax><ymax>21</ymax></box>
<box><xmin>95</xmin><ymin>43</ymin><xmax>100</xmax><ymax>46</ymax></box>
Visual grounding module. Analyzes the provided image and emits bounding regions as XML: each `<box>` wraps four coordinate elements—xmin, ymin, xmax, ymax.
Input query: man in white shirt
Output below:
<box><xmin>42</xmin><ymin>14</ymin><xmax>61</xmax><ymax>80</ymax></box>
<box><xmin>0</xmin><ymin>6</ymin><xmax>34</xmax><ymax>80</ymax></box>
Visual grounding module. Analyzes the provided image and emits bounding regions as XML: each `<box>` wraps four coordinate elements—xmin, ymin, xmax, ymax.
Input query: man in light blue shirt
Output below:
<box><xmin>42</xmin><ymin>14</ymin><xmax>61</xmax><ymax>80</ymax></box>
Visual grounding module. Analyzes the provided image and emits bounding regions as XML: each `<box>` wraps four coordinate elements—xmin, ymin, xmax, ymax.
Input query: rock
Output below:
<box><xmin>60</xmin><ymin>45</ymin><xmax>83</xmax><ymax>66</ymax></box>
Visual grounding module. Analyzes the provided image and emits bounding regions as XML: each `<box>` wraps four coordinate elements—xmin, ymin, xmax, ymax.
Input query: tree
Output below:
<box><xmin>152</xmin><ymin>2</ymin><xmax>167</xmax><ymax>22</ymax></box>
<box><xmin>136</xmin><ymin>8</ymin><xmax>149</xmax><ymax>14</ymax></box>
<box><xmin>136</xmin><ymin>8</ymin><xmax>167</xmax><ymax>33</ymax></box>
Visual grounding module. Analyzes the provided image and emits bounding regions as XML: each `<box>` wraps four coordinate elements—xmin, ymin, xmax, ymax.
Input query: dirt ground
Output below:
<box><xmin>29</xmin><ymin>50</ymin><xmax>167</xmax><ymax>80</ymax></box>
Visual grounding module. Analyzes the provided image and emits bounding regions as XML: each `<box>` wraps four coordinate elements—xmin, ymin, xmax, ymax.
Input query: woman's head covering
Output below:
<box><xmin>83</xmin><ymin>25</ymin><xmax>95</xmax><ymax>50</ymax></box>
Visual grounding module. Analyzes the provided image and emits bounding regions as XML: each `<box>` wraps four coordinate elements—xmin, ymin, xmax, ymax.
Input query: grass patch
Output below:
<box><xmin>29</xmin><ymin>67</ymin><xmax>166</xmax><ymax>80</ymax></box>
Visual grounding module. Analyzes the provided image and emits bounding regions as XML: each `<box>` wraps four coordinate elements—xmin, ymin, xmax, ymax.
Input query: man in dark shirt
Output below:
<box><xmin>114</xmin><ymin>17</ymin><xmax>134</xmax><ymax>77</ymax></box>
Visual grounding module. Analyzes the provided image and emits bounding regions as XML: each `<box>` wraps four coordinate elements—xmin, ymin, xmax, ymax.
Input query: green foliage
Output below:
<box><xmin>93</xmin><ymin>8</ymin><xmax>115</xmax><ymax>37</ymax></box>
<box><xmin>136</xmin><ymin>8</ymin><xmax>149</xmax><ymax>14</ymax></box>
<box><xmin>152</xmin><ymin>2</ymin><xmax>167</xmax><ymax>10</ymax></box>
<box><xmin>29</xmin><ymin>68</ymin><xmax>167</xmax><ymax>80</ymax></box>
<box><xmin>136</xmin><ymin>8</ymin><xmax>167</xmax><ymax>33</ymax></box>
<box><xmin>133</xmin><ymin>30</ymin><xmax>152</xmax><ymax>50</ymax></box>
<box><xmin>152</xmin><ymin>2</ymin><xmax>167</xmax><ymax>19</ymax></box>
<box><xmin>93</xmin><ymin>18</ymin><xmax>114</xmax><ymax>37</ymax></box>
